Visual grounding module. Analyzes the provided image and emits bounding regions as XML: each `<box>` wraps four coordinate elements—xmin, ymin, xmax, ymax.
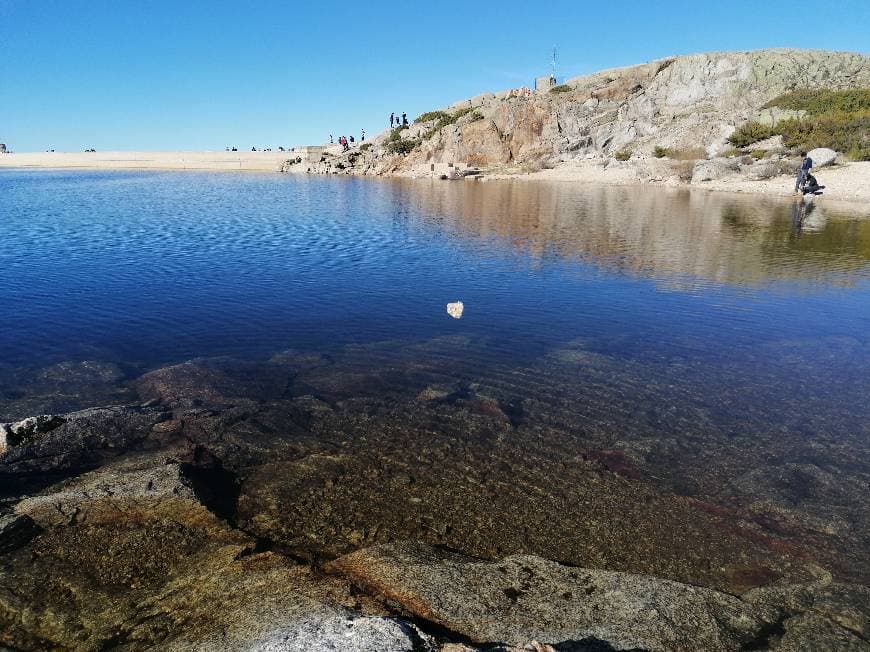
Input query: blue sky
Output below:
<box><xmin>1</xmin><ymin>0</ymin><xmax>868</xmax><ymax>152</ymax></box>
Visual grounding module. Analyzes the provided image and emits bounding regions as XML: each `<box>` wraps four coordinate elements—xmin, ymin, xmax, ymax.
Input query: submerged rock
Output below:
<box><xmin>0</xmin><ymin>359</ymin><xmax>132</xmax><ymax>422</ymax></box>
<box><xmin>135</xmin><ymin>357</ymin><xmax>291</xmax><ymax>407</ymax></box>
<box><xmin>0</xmin><ymin>405</ymin><xmax>167</xmax><ymax>479</ymax></box>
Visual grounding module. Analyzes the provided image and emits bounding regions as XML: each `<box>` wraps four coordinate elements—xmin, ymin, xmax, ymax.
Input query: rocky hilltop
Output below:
<box><xmin>288</xmin><ymin>49</ymin><xmax>870</xmax><ymax>189</ymax></box>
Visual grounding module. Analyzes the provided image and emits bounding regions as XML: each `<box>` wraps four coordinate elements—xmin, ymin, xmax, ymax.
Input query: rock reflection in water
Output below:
<box><xmin>398</xmin><ymin>180</ymin><xmax>870</xmax><ymax>288</ymax></box>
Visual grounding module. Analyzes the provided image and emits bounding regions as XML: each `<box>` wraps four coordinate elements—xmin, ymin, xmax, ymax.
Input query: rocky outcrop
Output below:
<box><xmin>329</xmin><ymin>542</ymin><xmax>870</xmax><ymax>651</ymax></box>
<box><xmin>296</xmin><ymin>49</ymin><xmax>870</xmax><ymax>179</ymax></box>
<box><xmin>328</xmin><ymin>542</ymin><xmax>772</xmax><ymax>650</ymax></box>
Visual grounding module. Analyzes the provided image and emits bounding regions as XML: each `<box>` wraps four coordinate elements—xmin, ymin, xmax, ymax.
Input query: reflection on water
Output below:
<box><xmin>1</xmin><ymin>170</ymin><xmax>870</xmax><ymax>584</ymax></box>
<box><xmin>403</xmin><ymin>180</ymin><xmax>870</xmax><ymax>287</ymax></box>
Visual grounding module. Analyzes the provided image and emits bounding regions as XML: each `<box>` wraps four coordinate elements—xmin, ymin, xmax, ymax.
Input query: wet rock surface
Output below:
<box><xmin>1</xmin><ymin>340</ymin><xmax>869</xmax><ymax>649</ymax></box>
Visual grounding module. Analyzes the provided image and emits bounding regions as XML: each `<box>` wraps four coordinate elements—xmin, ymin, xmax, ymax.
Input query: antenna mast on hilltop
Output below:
<box><xmin>552</xmin><ymin>47</ymin><xmax>557</xmax><ymax>81</ymax></box>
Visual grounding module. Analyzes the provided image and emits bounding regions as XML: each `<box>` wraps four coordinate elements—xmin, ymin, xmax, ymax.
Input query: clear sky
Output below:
<box><xmin>1</xmin><ymin>0</ymin><xmax>868</xmax><ymax>152</ymax></box>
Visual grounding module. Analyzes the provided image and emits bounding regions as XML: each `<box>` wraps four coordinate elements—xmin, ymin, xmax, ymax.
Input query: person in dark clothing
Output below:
<box><xmin>349</xmin><ymin>135</ymin><xmax>355</xmax><ymax>144</ymax></box>
<box><xmin>802</xmin><ymin>173</ymin><xmax>824</xmax><ymax>195</ymax></box>
<box><xmin>390</xmin><ymin>113</ymin><xmax>395</xmax><ymax>128</ymax></box>
<box><xmin>361</xmin><ymin>129</ymin><xmax>366</xmax><ymax>141</ymax></box>
<box><xmin>402</xmin><ymin>112</ymin><xmax>408</xmax><ymax>126</ymax></box>
<box><xmin>795</xmin><ymin>151</ymin><xmax>813</xmax><ymax>192</ymax></box>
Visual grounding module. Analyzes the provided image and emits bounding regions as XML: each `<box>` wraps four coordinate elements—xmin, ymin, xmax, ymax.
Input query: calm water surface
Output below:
<box><xmin>2</xmin><ymin>169</ymin><xmax>870</xmax><ymax>579</ymax></box>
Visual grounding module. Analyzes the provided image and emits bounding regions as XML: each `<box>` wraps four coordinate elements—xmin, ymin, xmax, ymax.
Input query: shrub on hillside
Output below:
<box><xmin>421</xmin><ymin>107</ymin><xmax>477</xmax><ymax>140</ymax></box>
<box><xmin>728</xmin><ymin>121</ymin><xmax>778</xmax><ymax>147</ymax></box>
<box><xmin>614</xmin><ymin>149</ymin><xmax>632</xmax><ymax>161</ymax></box>
<box><xmin>653</xmin><ymin>146</ymin><xmax>668</xmax><ymax>158</ymax></box>
<box><xmin>385</xmin><ymin>137</ymin><xmax>421</xmax><ymax>155</ymax></box>
<box><xmin>765</xmin><ymin>89</ymin><xmax>870</xmax><ymax>115</ymax></box>
<box><xmin>778</xmin><ymin>114</ymin><xmax>870</xmax><ymax>158</ymax></box>
<box><xmin>728</xmin><ymin>88</ymin><xmax>870</xmax><ymax>160</ymax></box>
<box><xmin>550</xmin><ymin>84</ymin><xmax>572</xmax><ymax>94</ymax></box>
<box><xmin>416</xmin><ymin>111</ymin><xmax>449</xmax><ymax>123</ymax></box>
<box><xmin>360</xmin><ymin>143</ymin><xmax>372</xmax><ymax>151</ymax></box>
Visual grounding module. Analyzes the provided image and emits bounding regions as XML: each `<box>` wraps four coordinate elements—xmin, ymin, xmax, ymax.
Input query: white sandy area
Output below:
<box><xmin>506</xmin><ymin>160</ymin><xmax>870</xmax><ymax>212</ymax></box>
<box><xmin>0</xmin><ymin>151</ymin><xmax>291</xmax><ymax>172</ymax></box>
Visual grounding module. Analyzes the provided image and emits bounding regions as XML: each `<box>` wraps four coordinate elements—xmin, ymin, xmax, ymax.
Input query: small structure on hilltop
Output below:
<box><xmin>535</xmin><ymin>76</ymin><xmax>556</xmax><ymax>92</ymax></box>
<box><xmin>535</xmin><ymin>47</ymin><xmax>558</xmax><ymax>92</ymax></box>
<box><xmin>0</xmin><ymin>144</ymin><xmax>7</xmax><ymax>154</ymax></box>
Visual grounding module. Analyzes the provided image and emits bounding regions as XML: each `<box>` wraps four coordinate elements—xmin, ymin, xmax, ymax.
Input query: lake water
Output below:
<box><xmin>2</xmin><ymin>169</ymin><xmax>870</xmax><ymax>584</ymax></box>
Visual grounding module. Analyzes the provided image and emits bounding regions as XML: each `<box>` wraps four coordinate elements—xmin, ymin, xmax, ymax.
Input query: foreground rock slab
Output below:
<box><xmin>328</xmin><ymin>542</ymin><xmax>772</xmax><ymax>651</ymax></box>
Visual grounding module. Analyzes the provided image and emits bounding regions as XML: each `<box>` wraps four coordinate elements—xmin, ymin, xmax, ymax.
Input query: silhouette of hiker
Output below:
<box><xmin>390</xmin><ymin>113</ymin><xmax>395</xmax><ymax>128</ymax></box>
<box><xmin>402</xmin><ymin>112</ymin><xmax>408</xmax><ymax>126</ymax></box>
<box><xmin>330</xmin><ymin>134</ymin><xmax>334</xmax><ymax>144</ymax></box>
<box><xmin>361</xmin><ymin>129</ymin><xmax>366</xmax><ymax>141</ymax></box>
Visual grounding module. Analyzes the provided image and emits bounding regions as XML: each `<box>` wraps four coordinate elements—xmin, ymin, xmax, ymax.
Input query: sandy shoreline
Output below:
<box><xmin>485</xmin><ymin>159</ymin><xmax>870</xmax><ymax>212</ymax></box>
<box><xmin>3</xmin><ymin>151</ymin><xmax>869</xmax><ymax>212</ymax></box>
<box><xmin>0</xmin><ymin>150</ymin><xmax>290</xmax><ymax>171</ymax></box>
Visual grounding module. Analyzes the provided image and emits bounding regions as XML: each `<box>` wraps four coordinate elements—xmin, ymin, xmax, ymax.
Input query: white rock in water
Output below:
<box><xmin>446</xmin><ymin>301</ymin><xmax>464</xmax><ymax>319</ymax></box>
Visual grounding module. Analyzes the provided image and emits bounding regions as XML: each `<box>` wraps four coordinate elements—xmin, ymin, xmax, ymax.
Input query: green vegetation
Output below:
<box><xmin>415</xmin><ymin>110</ymin><xmax>449</xmax><ymax>123</ymax></box>
<box><xmin>549</xmin><ymin>84</ymin><xmax>572</xmax><ymax>94</ymax></box>
<box><xmin>764</xmin><ymin>89</ymin><xmax>870</xmax><ymax>115</ymax></box>
<box><xmin>420</xmin><ymin>106</ymin><xmax>479</xmax><ymax>140</ymax></box>
<box><xmin>359</xmin><ymin>143</ymin><xmax>372</xmax><ymax>151</ymax></box>
<box><xmin>385</xmin><ymin>138</ymin><xmax>421</xmax><ymax>155</ymax></box>
<box><xmin>614</xmin><ymin>149</ymin><xmax>632</xmax><ymax>161</ymax></box>
<box><xmin>720</xmin><ymin>146</ymin><xmax>741</xmax><ymax>158</ymax></box>
<box><xmin>653</xmin><ymin>146</ymin><xmax>668</xmax><ymax>158</ymax></box>
<box><xmin>384</xmin><ymin>128</ymin><xmax>420</xmax><ymax>155</ymax></box>
<box><xmin>469</xmin><ymin>110</ymin><xmax>484</xmax><ymax>121</ymax></box>
<box><xmin>727</xmin><ymin>121</ymin><xmax>778</xmax><ymax>148</ymax></box>
<box><xmin>728</xmin><ymin>89</ymin><xmax>870</xmax><ymax>160</ymax></box>
<box><xmin>750</xmin><ymin>149</ymin><xmax>767</xmax><ymax>159</ymax></box>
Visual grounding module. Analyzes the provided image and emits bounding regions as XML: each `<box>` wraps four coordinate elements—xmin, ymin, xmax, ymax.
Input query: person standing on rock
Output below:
<box><xmin>795</xmin><ymin>151</ymin><xmax>813</xmax><ymax>193</ymax></box>
<box><xmin>329</xmin><ymin>134</ymin><xmax>334</xmax><ymax>144</ymax></box>
<box><xmin>361</xmin><ymin>129</ymin><xmax>365</xmax><ymax>141</ymax></box>
<box><xmin>402</xmin><ymin>112</ymin><xmax>408</xmax><ymax>126</ymax></box>
<box><xmin>390</xmin><ymin>113</ymin><xmax>395</xmax><ymax>128</ymax></box>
